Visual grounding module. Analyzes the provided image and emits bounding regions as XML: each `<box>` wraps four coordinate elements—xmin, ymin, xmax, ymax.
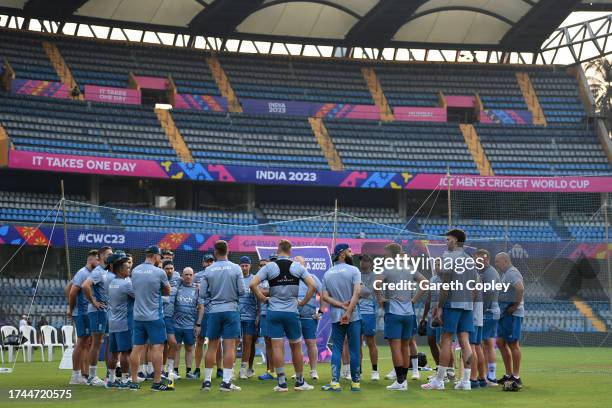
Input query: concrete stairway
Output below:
<box><xmin>308</xmin><ymin>117</ymin><xmax>344</xmax><ymax>171</ymax></box>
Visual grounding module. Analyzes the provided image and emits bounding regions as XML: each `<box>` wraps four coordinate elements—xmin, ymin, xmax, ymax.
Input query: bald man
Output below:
<box><xmin>494</xmin><ymin>252</ymin><xmax>524</xmax><ymax>389</ymax></box>
<box><xmin>173</xmin><ymin>267</ymin><xmax>199</xmax><ymax>379</ymax></box>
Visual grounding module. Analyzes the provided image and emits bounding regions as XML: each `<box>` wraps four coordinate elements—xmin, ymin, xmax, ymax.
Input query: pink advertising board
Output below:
<box><xmin>394</xmin><ymin>106</ymin><xmax>447</xmax><ymax>122</ymax></box>
<box><xmin>84</xmin><ymin>85</ymin><xmax>141</xmax><ymax>105</ymax></box>
<box><xmin>8</xmin><ymin>150</ymin><xmax>168</xmax><ymax>178</ymax></box>
<box><xmin>446</xmin><ymin>95</ymin><xmax>475</xmax><ymax>108</ymax></box>
<box><xmin>133</xmin><ymin>76</ymin><xmax>167</xmax><ymax>90</ymax></box>
<box><xmin>226</xmin><ymin>235</ymin><xmax>390</xmax><ymax>253</ymax></box>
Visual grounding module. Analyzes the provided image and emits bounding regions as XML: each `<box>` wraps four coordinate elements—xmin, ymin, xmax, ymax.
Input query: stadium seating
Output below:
<box><xmin>376</xmin><ymin>63</ymin><xmax>527</xmax><ymax>110</ymax></box>
<box><xmin>54</xmin><ymin>36</ymin><xmax>219</xmax><ymax>95</ymax></box>
<box><xmin>476</xmin><ymin>123</ymin><xmax>610</xmax><ymax>176</ymax></box>
<box><xmin>0</xmin><ymin>94</ymin><xmax>178</xmax><ymax>161</ymax></box>
<box><xmin>561</xmin><ymin>212</ymin><xmax>608</xmax><ymax>242</ymax></box>
<box><xmin>172</xmin><ymin>110</ymin><xmax>329</xmax><ymax>169</ymax></box>
<box><xmin>0</xmin><ymin>29</ymin><xmax>58</xmax><ymax>81</ymax></box>
<box><xmin>218</xmin><ymin>54</ymin><xmax>373</xmax><ymax>104</ymax></box>
<box><xmin>529</xmin><ymin>68</ymin><xmax>587</xmax><ymax>124</ymax></box>
<box><xmin>324</xmin><ymin>119</ymin><xmax>479</xmax><ymax>174</ymax></box>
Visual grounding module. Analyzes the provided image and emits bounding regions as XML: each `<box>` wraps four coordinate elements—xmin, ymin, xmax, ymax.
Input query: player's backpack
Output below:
<box><xmin>3</xmin><ymin>334</ymin><xmax>20</xmax><ymax>346</ymax></box>
<box><xmin>417</xmin><ymin>352</ymin><xmax>427</xmax><ymax>368</ymax></box>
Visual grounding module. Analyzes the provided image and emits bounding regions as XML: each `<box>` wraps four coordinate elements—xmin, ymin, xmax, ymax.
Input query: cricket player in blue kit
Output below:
<box><xmin>250</xmin><ymin>240</ymin><xmax>317</xmax><ymax>392</ymax></box>
<box><xmin>195</xmin><ymin>240</ymin><xmax>245</xmax><ymax>392</ymax></box>
<box><xmin>81</xmin><ymin>245</ymin><xmax>113</xmax><ymax>387</ymax></box>
<box><xmin>321</xmin><ymin>244</ymin><xmax>362</xmax><ymax>392</ymax></box>
<box><xmin>296</xmin><ymin>255</ymin><xmax>323</xmax><ymax>381</ymax></box>
<box><xmin>107</xmin><ymin>254</ymin><xmax>134</xmax><ymax>388</ymax></box>
<box><xmin>193</xmin><ymin>253</ymin><xmax>219</xmax><ymax>379</ymax></box>
<box><xmin>238</xmin><ymin>256</ymin><xmax>257</xmax><ymax>379</ymax></box>
<box><xmin>476</xmin><ymin>249</ymin><xmax>501</xmax><ymax>386</ymax></box>
<box><xmin>358</xmin><ymin>254</ymin><xmax>379</xmax><ymax>381</ymax></box>
<box><xmin>173</xmin><ymin>267</ymin><xmax>198</xmax><ymax>379</ymax></box>
<box><xmin>161</xmin><ymin>260</ymin><xmax>179</xmax><ymax>380</ymax></box>
<box><xmin>128</xmin><ymin>245</ymin><xmax>172</xmax><ymax>391</ymax></box>
<box><xmin>67</xmin><ymin>249</ymin><xmax>98</xmax><ymax>385</ymax></box>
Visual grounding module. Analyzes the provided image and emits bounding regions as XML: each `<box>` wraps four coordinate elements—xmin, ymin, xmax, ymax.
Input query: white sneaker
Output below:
<box><xmin>385</xmin><ymin>369</ymin><xmax>396</xmax><ymax>380</ymax></box>
<box><xmin>88</xmin><ymin>376</ymin><xmax>106</xmax><ymax>387</ymax></box>
<box><xmin>421</xmin><ymin>379</ymin><xmax>445</xmax><ymax>390</ymax></box>
<box><xmin>386</xmin><ymin>381</ymin><xmax>407</xmax><ymax>391</ymax></box>
<box><xmin>446</xmin><ymin>369</ymin><xmax>456</xmax><ymax>382</ymax></box>
<box><xmin>135</xmin><ymin>376</ymin><xmax>146</xmax><ymax>383</ymax></box>
<box><xmin>69</xmin><ymin>375</ymin><xmax>88</xmax><ymax>385</ymax></box>
<box><xmin>168</xmin><ymin>372</ymin><xmax>179</xmax><ymax>381</ymax></box>
<box><xmin>220</xmin><ymin>383</ymin><xmax>241</xmax><ymax>392</ymax></box>
<box><xmin>239</xmin><ymin>367</ymin><xmax>248</xmax><ymax>380</ymax></box>
<box><xmin>295</xmin><ymin>381</ymin><xmax>314</xmax><ymax>391</ymax></box>
<box><xmin>310</xmin><ymin>370</ymin><xmax>319</xmax><ymax>380</ymax></box>
<box><xmin>411</xmin><ymin>370</ymin><xmax>420</xmax><ymax>380</ymax></box>
<box><xmin>454</xmin><ymin>380</ymin><xmax>471</xmax><ymax>390</ymax></box>
<box><xmin>246</xmin><ymin>368</ymin><xmax>255</xmax><ymax>378</ymax></box>
<box><xmin>371</xmin><ymin>371</ymin><xmax>380</xmax><ymax>381</ymax></box>
<box><xmin>273</xmin><ymin>385</ymin><xmax>289</xmax><ymax>392</ymax></box>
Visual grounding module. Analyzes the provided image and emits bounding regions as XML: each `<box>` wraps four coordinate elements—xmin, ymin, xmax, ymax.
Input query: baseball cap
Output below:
<box><xmin>333</xmin><ymin>243</ymin><xmax>350</xmax><ymax>261</ymax></box>
<box><xmin>239</xmin><ymin>256</ymin><xmax>251</xmax><ymax>265</ymax></box>
<box><xmin>146</xmin><ymin>245</ymin><xmax>162</xmax><ymax>255</ymax></box>
<box><xmin>203</xmin><ymin>253</ymin><xmax>214</xmax><ymax>262</ymax></box>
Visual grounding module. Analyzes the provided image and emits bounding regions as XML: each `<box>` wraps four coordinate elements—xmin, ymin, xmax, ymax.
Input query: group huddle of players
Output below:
<box><xmin>65</xmin><ymin>228</ymin><xmax>525</xmax><ymax>393</ymax></box>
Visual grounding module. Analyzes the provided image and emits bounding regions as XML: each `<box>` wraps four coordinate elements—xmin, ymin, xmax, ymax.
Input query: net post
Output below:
<box><xmin>60</xmin><ymin>180</ymin><xmax>71</xmax><ymax>281</ymax></box>
<box><xmin>332</xmin><ymin>199</ymin><xmax>339</xmax><ymax>249</ymax></box>
<box><xmin>446</xmin><ymin>167</ymin><xmax>452</xmax><ymax>228</ymax></box>
<box><xmin>604</xmin><ymin>193</ymin><xmax>611</xmax><ymax>312</ymax></box>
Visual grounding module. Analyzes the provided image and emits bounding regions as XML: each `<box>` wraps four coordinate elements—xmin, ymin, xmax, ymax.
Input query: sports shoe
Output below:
<box><xmin>446</xmin><ymin>369</ymin><xmax>456</xmax><ymax>382</ymax></box>
<box><xmin>258</xmin><ymin>371</ymin><xmax>276</xmax><ymax>380</ymax></box>
<box><xmin>192</xmin><ymin>368</ymin><xmax>201</xmax><ymax>379</ymax></box>
<box><xmin>386</xmin><ymin>381</ymin><xmax>407</xmax><ymax>391</ymax></box>
<box><xmin>186</xmin><ymin>372</ymin><xmax>198</xmax><ymax>380</ymax></box>
<box><xmin>137</xmin><ymin>372</ymin><xmax>147</xmax><ymax>382</ymax></box>
<box><xmin>497</xmin><ymin>374</ymin><xmax>511</xmax><ymax>385</ymax></box>
<box><xmin>105</xmin><ymin>379</ymin><xmax>122</xmax><ymax>388</ymax></box>
<box><xmin>69</xmin><ymin>375</ymin><xmax>88</xmax><ymax>385</ymax></box>
<box><xmin>246</xmin><ymin>368</ymin><xmax>255</xmax><ymax>378</ymax></box>
<box><xmin>310</xmin><ymin>370</ymin><xmax>319</xmax><ymax>380</ymax></box>
<box><xmin>151</xmin><ymin>379</ymin><xmax>174</xmax><ymax>391</ymax></box>
<box><xmin>411</xmin><ymin>370</ymin><xmax>420</xmax><ymax>380</ymax></box>
<box><xmin>510</xmin><ymin>376</ymin><xmax>523</xmax><ymax>388</ymax></box>
<box><xmin>273</xmin><ymin>383</ymin><xmax>289</xmax><ymax>392</ymax></box>
<box><xmin>171</xmin><ymin>371</ymin><xmax>181</xmax><ymax>380</ymax></box>
<box><xmin>371</xmin><ymin>371</ymin><xmax>380</xmax><ymax>381</ymax></box>
<box><xmin>125</xmin><ymin>380</ymin><xmax>140</xmax><ymax>391</ymax></box>
<box><xmin>295</xmin><ymin>381</ymin><xmax>314</xmax><ymax>391</ymax></box>
<box><xmin>321</xmin><ymin>382</ymin><xmax>342</xmax><ymax>392</ymax></box>
<box><xmin>454</xmin><ymin>380</ymin><xmax>471</xmax><ymax>390</ymax></box>
<box><xmin>385</xmin><ymin>369</ymin><xmax>396</xmax><ymax>380</ymax></box>
<box><xmin>146</xmin><ymin>372</ymin><xmax>155</xmax><ymax>380</ymax></box>
<box><xmin>421</xmin><ymin>379</ymin><xmax>445</xmax><ymax>390</ymax></box>
<box><xmin>88</xmin><ymin>376</ymin><xmax>106</xmax><ymax>387</ymax></box>
<box><xmin>220</xmin><ymin>382</ymin><xmax>241</xmax><ymax>392</ymax></box>
<box><xmin>470</xmin><ymin>380</ymin><xmax>480</xmax><ymax>389</ymax></box>
<box><xmin>479</xmin><ymin>379</ymin><xmax>487</xmax><ymax>388</ymax></box>
<box><xmin>201</xmin><ymin>380</ymin><xmax>212</xmax><ymax>391</ymax></box>
<box><xmin>350</xmin><ymin>382</ymin><xmax>361</xmax><ymax>392</ymax></box>
<box><xmin>485</xmin><ymin>377</ymin><xmax>498</xmax><ymax>386</ymax></box>
<box><xmin>239</xmin><ymin>367</ymin><xmax>248</xmax><ymax>379</ymax></box>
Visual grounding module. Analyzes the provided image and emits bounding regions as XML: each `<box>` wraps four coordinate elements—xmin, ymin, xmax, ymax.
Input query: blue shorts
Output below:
<box><xmin>300</xmin><ymin>318</ymin><xmax>318</xmax><ymax>340</ymax></box>
<box><xmin>241</xmin><ymin>320</ymin><xmax>257</xmax><ymax>337</ymax></box>
<box><xmin>206</xmin><ymin>311</ymin><xmax>241</xmax><ymax>340</ymax></box>
<box><xmin>361</xmin><ymin>314</ymin><xmax>377</xmax><ymax>337</ymax></box>
<box><xmin>442</xmin><ymin>308</ymin><xmax>474</xmax><ymax>334</ymax></box>
<box><xmin>133</xmin><ymin>319</ymin><xmax>167</xmax><ymax>345</ymax></box>
<box><xmin>384</xmin><ymin>313</ymin><xmax>415</xmax><ymax>340</ymax></box>
<box><xmin>259</xmin><ymin>314</ymin><xmax>269</xmax><ymax>338</ymax></box>
<box><xmin>109</xmin><ymin>330</ymin><xmax>133</xmax><ymax>353</ymax></box>
<box><xmin>267</xmin><ymin>311</ymin><xmax>302</xmax><ymax>342</ymax></box>
<box><xmin>469</xmin><ymin>326</ymin><xmax>483</xmax><ymax>345</ymax></box>
<box><xmin>198</xmin><ymin>315</ymin><xmax>208</xmax><ymax>340</ymax></box>
<box><xmin>175</xmin><ymin>327</ymin><xmax>195</xmax><ymax>345</ymax></box>
<box><xmin>482</xmin><ymin>318</ymin><xmax>498</xmax><ymax>340</ymax></box>
<box><xmin>498</xmin><ymin>315</ymin><xmax>522</xmax><ymax>343</ymax></box>
<box><xmin>164</xmin><ymin>317</ymin><xmax>175</xmax><ymax>335</ymax></box>
<box><xmin>74</xmin><ymin>314</ymin><xmax>90</xmax><ymax>338</ymax></box>
<box><xmin>88</xmin><ymin>310</ymin><xmax>107</xmax><ymax>334</ymax></box>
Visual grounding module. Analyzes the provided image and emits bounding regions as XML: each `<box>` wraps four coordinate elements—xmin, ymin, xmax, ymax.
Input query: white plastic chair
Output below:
<box><xmin>19</xmin><ymin>325</ymin><xmax>45</xmax><ymax>362</ymax></box>
<box><xmin>61</xmin><ymin>325</ymin><xmax>75</xmax><ymax>348</ymax></box>
<box><xmin>1</xmin><ymin>325</ymin><xmax>17</xmax><ymax>363</ymax></box>
<box><xmin>40</xmin><ymin>325</ymin><xmax>64</xmax><ymax>361</ymax></box>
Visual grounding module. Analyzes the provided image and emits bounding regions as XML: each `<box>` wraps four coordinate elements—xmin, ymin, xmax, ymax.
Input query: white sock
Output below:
<box><xmin>488</xmin><ymin>363</ymin><xmax>496</xmax><ymax>379</ymax></box>
<box><xmin>122</xmin><ymin>373</ymin><xmax>129</xmax><ymax>381</ymax></box>
<box><xmin>140</xmin><ymin>364</ymin><xmax>146</xmax><ymax>373</ymax></box>
<box><xmin>109</xmin><ymin>371</ymin><xmax>116</xmax><ymax>382</ymax></box>
<box><xmin>241</xmin><ymin>362</ymin><xmax>247</xmax><ymax>369</ymax></box>
<box><xmin>147</xmin><ymin>362</ymin><xmax>153</xmax><ymax>374</ymax></box>
<box><xmin>88</xmin><ymin>365</ymin><xmax>97</xmax><ymax>378</ymax></box>
<box><xmin>223</xmin><ymin>368</ymin><xmax>233</xmax><ymax>383</ymax></box>
<box><xmin>72</xmin><ymin>370</ymin><xmax>80</xmax><ymax>377</ymax></box>
<box><xmin>342</xmin><ymin>364</ymin><xmax>349</xmax><ymax>372</ymax></box>
<box><xmin>463</xmin><ymin>368</ymin><xmax>471</xmax><ymax>383</ymax></box>
<box><xmin>167</xmin><ymin>359</ymin><xmax>174</xmax><ymax>374</ymax></box>
<box><xmin>435</xmin><ymin>366</ymin><xmax>446</xmax><ymax>382</ymax></box>
<box><xmin>411</xmin><ymin>358</ymin><xmax>419</xmax><ymax>374</ymax></box>
<box><xmin>204</xmin><ymin>368</ymin><xmax>213</xmax><ymax>382</ymax></box>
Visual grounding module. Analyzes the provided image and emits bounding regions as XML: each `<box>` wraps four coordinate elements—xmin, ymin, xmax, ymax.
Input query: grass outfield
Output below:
<box><xmin>1</xmin><ymin>347</ymin><xmax>611</xmax><ymax>408</ymax></box>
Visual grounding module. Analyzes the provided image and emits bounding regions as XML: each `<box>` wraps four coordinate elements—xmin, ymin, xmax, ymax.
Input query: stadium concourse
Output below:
<box><xmin>0</xmin><ymin>0</ymin><xmax>612</xmax><ymax>405</ymax></box>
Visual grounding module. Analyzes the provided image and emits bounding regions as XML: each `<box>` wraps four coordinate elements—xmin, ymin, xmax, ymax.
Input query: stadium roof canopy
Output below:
<box><xmin>1</xmin><ymin>0</ymin><xmax>611</xmax><ymax>52</ymax></box>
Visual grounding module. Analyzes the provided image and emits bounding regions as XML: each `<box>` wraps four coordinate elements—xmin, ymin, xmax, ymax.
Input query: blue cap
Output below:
<box><xmin>333</xmin><ymin>243</ymin><xmax>350</xmax><ymax>260</ymax></box>
<box><xmin>106</xmin><ymin>250</ymin><xmax>128</xmax><ymax>269</ymax></box>
<box><xmin>203</xmin><ymin>253</ymin><xmax>214</xmax><ymax>262</ymax></box>
<box><xmin>239</xmin><ymin>256</ymin><xmax>251</xmax><ymax>265</ymax></box>
<box><xmin>146</xmin><ymin>245</ymin><xmax>161</xmax><ymax>255</ymax></box>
